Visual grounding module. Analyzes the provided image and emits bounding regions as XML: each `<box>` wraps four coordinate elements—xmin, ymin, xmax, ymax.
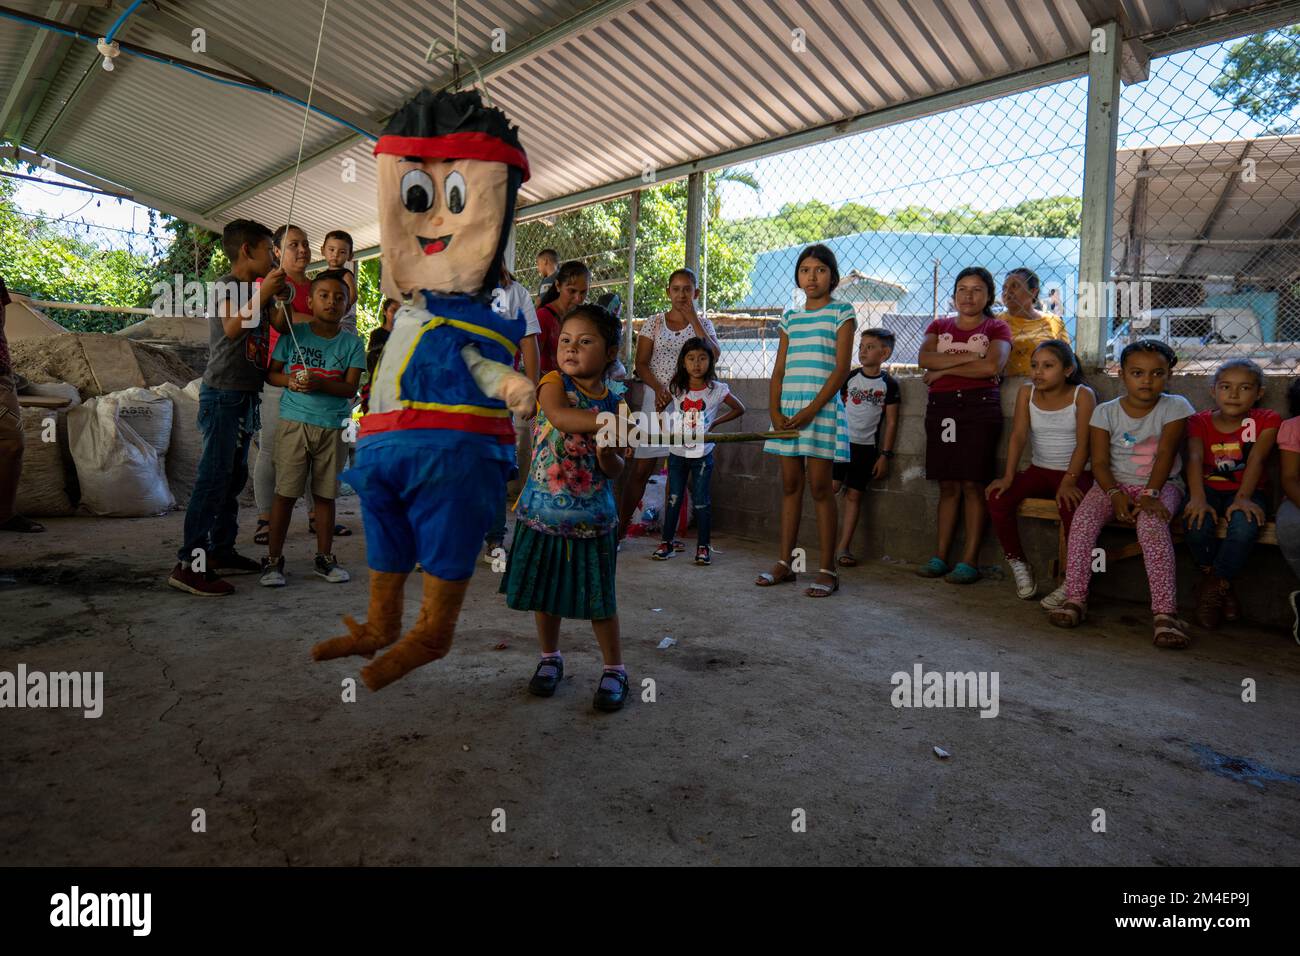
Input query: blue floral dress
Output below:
<box><xmin>500</xmin><ymin>371</ymin><xmax>621</xmax><ymax>619</ymax></box>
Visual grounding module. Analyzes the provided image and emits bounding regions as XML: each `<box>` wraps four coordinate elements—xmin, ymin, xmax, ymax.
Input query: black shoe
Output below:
<box><xmin>528</xmin><ymin>656</ymin><xmax>563</xmax><ymax>697</ymax></box>
<box><xmin>209</xmin><ymin>550</ymin><xmax>262</xmax><ymax>575</ymax></box>
<box><xmin>593</xmin><ymin>668</ymin><xmax>629</xmax><ymax>712</ymax></box>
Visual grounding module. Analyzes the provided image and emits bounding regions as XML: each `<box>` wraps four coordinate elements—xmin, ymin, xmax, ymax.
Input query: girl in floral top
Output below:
<box><xmin>500</xmin><ymin>304</ymin><xmax>631</xmax><ymax>711</ymax></box>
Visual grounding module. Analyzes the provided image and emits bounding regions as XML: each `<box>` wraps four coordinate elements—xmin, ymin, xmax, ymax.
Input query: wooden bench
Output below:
<box><xmin>1017</xmin><ymin>497</ymin><xmax>1279</xmax><ymax>577</ymax></box>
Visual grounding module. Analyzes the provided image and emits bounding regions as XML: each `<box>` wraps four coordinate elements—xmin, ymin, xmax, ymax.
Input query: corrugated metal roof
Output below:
<box><xmin>0</xmin><ymin>8</ymin><xmax>32</xmax><ymax>96</ymax></box>
<box><xmin>1</xmin><ymin>0</ymin><xmax>1292</xmax><ymax>238</ymax></box>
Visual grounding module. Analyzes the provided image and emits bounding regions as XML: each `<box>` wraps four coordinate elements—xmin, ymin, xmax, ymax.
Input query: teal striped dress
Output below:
<box><xmin>764</xmin><ymin>301</ymin><xmax>852</xmax><ymax>461</ymax></box>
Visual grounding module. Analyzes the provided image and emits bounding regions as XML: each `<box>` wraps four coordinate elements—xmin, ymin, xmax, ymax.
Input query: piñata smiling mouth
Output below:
<box><xmin>417</xmin><ymin>234</ymin><xmax>453</xmax><ymax>255</ymax></box>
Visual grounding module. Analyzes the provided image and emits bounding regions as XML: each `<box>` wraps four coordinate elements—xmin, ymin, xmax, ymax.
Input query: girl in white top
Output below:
<box><xmin>985</xmin><ymin>340</ymin><xmax>1096</xmax><ymax>602</ymax></box>
<box><xmin>616</xmin><ymin>268</ymin><xmax>721</xmax><ymax>542</ymax></box>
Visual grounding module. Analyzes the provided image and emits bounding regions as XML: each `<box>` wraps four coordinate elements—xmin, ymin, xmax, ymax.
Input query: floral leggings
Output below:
<box><xmin>1065</xmin><ymin>482</ymin><xmax>1182</xmax><ymax>614</ymax></box>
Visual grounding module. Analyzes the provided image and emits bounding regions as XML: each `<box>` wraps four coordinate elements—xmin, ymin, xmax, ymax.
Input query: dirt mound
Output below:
<box><xmin>10</xmin><ymin>334</ymin><xmax>197</xmax><ymax>399</ymax></box>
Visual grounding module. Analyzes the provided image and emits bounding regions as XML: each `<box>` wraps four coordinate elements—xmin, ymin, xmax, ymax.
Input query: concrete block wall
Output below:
<box><xmin>692</xmin><ymin>372</ymin><xmax>1297</xmax><ymax>629</ymax></box>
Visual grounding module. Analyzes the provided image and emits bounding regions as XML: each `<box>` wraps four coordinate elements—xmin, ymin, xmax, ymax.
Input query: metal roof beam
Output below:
<box><xmin>1238</xmin><ymin>205</ymin><xmax>1300</xmax><ymax>280</ymax></box>
<box><xmin>7</xmin><ymin>144</ymin><xmax>226</xmax><ymax>232</ymax></box>
<box><xmin>1121</xmin><ymin>149</ymin><xmax>1150</xmax><ymax>279</ymax></box>
<box><xmin>1174</xmin><ymin>140</ymin><xmax>1253</xmax><ymax>278</ymax></box>
<box><xmin>1073</xmin><ymin>1</ymin><xmax>1133</xmax><ymax>32</ymax></box>
<box><xmin>200</xmin><ymin>0</ymin><xmax>645</xmax><ymax>219</ymax></box>
<box><xmin>1143</xmin><ymin>0</ymin><xmax>1300</xmax><ymax>56</ymax></box>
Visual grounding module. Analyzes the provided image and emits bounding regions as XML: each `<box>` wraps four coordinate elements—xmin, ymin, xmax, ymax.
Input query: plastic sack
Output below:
<box><xmin>21</xmin><ymin>382</ymin><xmax>82</xmax><ymax>405</ymax></box>
<box><xmin>153</xmin><ymin>379</ymin><xmax>202</xmax><ymax>507</ymax></box>
<box><xmin>68</xmin><ymin>395</ymin><xmax>175</xmax><ymax>517</ymax></box>
<box><xmin>113</xmin><ymin>386</ymin><xmax>173</xmax><ymax>458</ymax></box>
<box><xmin>14</xmin><ymin>407</ymin><xmax>78</xmax><ymax>516</ymax></box>
<box><xmin>627</xmin><ymin>472</ymin><xmax>667</xmax><ymax>535</ymax></box>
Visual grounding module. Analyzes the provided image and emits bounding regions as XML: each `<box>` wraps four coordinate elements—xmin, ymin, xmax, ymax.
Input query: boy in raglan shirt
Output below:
<box><xmin>833</xmin><ymin>327</ymin><xmax>900</xmax><ymax>566</ymax></box>
<box><xmin>259</xmin><ymin>270</ymin><xmax>366</xmax><ymax>586</ymax></box>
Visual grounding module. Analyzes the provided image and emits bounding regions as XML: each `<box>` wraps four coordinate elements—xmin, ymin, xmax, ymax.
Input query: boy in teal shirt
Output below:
<box><xmin>261</xmin><ymin>270</ymin><xmax>366</xmax><ymax>586</ymax></box>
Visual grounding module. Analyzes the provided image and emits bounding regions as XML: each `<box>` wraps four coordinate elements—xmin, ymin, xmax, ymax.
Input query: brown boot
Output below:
<box><xmin>312</xmin><ymin>570</ymin><xmax>409</xmax><ymax>661</ymax></box>
<box><xmin>1195</xmin><ymin>572</ymin><xmax>1228</xmax><ymax>629</ymax></box>
<box><xmin>360</xmin><ymin>574</ymin><xmax>469</xmax><ymax>691</ymax></box>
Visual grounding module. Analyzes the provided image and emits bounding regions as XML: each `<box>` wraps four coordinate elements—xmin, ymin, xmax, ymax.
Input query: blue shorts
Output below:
<box><xmin>345</xmin><ymin>431</ymin><xmax>512</xmax><ymax>580</ymax></box>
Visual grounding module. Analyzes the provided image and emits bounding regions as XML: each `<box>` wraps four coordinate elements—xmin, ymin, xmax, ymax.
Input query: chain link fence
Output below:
<box><xmin>513</xmin><ymin>15</ymin><xmax>1300</xmax><ymax>380</ymax></box>
<box><xmin>1111</xmin><ymin>16</ymin><xmax>1300</xmax><ymax>373</ymax></box>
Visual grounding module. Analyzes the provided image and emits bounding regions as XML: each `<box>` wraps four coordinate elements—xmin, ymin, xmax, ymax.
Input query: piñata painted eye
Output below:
<box><xmin>444</xmin><ymin>171</ymin><xmax>466</xmax><ymax>214</ymax></box>
<box><xmin>400</xmin><ymin>169</ymin><xmax>434</xmax><ymax>212</ymax></box>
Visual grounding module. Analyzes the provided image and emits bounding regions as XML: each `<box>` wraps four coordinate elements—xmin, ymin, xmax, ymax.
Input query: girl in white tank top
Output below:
<box><xmin>986</xmin><ymin>340</ymin><xmax>1096</xmax><ymax>604</ymax></box>
<box><xmin>1029</xmin><ymin>384</ymin><xmax>1081</xmax><ymax>471</ymax></box>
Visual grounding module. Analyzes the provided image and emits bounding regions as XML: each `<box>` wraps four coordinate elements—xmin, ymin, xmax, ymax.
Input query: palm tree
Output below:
<box><xmin>708</xmin><ymin>167</ymin><xmax>761</xmax><ymax>220</ymax></box>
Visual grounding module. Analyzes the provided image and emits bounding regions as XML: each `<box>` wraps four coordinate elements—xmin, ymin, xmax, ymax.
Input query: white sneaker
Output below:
<box><xmin>1008</xmin><ymin>558</ymin><xmax>1036</xmax><ymax>599</ymax></box>
<box><xmin>1040</xmin><ymin>584</ymin><xmax>1068</xmax><ymax>610</ymax></box>
<box><xmin>260</xmin><ymin>556</ymin><xmax>286</xmax><ymax>588</ymax></box>
<box><xmin>314</xmin><ymin>553</ymin><xmax>350</xmax><ymax>583</ymax></box>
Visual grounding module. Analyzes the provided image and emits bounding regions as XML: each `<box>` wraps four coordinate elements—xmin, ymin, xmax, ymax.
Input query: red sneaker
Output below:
<box><xmin>167</xmin><ymin>563</ymin><xmax>234</xmax><ymax>596</ymax></box>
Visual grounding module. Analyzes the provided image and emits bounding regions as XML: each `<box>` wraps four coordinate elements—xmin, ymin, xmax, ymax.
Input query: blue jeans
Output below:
<box><xmin>177</xmin><ymin>384</ymin><xmax>260</xmax><ymax>564</ymax></box>
<box><xmin>1183</xmin><ymin>486</ymin><xmax>1267</xmax><ymax>580</ymax></box>
<box><xmin>1277</xmin><ymin>499</ymin><xmax>1300</xmax><ymax>581</ymax></box>
<box><xmin>663</xmin><ymin>452</ymin><xmax>713</xmax><ymax>548</ymax></box>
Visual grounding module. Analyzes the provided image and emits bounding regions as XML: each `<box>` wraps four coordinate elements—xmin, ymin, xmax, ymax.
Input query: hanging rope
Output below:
<box><xmin>276</xmin><ymin>0</ymin><xmax>331</xmax><ymax>375</ymax></box>
<box><xmin>424</xmin><ymin>0</ymin><xmax>493</xmax><ymax>104</ymax></box>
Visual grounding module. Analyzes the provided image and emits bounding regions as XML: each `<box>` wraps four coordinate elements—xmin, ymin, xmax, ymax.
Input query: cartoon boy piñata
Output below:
<box><xmin>311</xmin><ymin>88</ymin><xmax>535</xmax><ymax>691</ymax></box>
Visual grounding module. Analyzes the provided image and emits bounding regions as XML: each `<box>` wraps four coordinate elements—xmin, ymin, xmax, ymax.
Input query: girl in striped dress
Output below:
<box><xmin>755</xmin><ymin>244</ymin><xmax>854</xmax><ymax>597</ymax></box>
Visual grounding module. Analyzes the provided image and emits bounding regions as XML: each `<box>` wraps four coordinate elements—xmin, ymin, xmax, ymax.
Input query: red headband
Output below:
<box><xmin>374</xmin><ymin>132</ymin><xmax>530</xmax><ymax>182</ymax></box>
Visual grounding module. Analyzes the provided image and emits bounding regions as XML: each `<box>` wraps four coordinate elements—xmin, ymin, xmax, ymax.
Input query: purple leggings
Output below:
<box><xmin>1065</xmin><ymin>482</ymin><xmax>1182</xmax><ymax>614</ymax></box>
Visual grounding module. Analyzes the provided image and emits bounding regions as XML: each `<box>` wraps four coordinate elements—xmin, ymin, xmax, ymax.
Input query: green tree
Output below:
<box><xmin>513</xmin><ymin>170</ymin><xmax>757</xmax><ymax>316</ymax></box>
<box><xmin>0</xmin><ymin>162</ymin><xmax>157</xmax><ymax>332</ymax></box>
<box><xmin>1212</xmin><ymin>26</ymin><xmax>1300</xmax><ymax>131</ymax></box>
<box><xmin>354</xmin><ymin>258</ymin><xmax>383</xmax><ymax>339</ymax></box>
<box><xmin>151</xmin><ymin>217</ymin><xmax>223</xmax><ymax>288</ymax></box>
<box><xmin>825</xmin><ymin>201</ymin><xmax>884</xmax><ymax>237</ymax></box>
<box><xmin>981</xmin><ymin>196</ymin><xmax>1082</xmax><ymax>238</ymax></box>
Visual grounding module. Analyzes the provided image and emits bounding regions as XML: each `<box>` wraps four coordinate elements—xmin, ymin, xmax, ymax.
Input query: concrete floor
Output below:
<box><xmin>1</xmin><ymin>506</ymin><xmax>1297</xmax><ymax>866</ymax></box>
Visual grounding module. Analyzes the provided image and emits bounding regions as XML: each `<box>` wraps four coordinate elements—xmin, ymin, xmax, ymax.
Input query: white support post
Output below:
<box><xmin>1077</xmin><ymin>20</ymin><xmax>1122</xmax><ymax>369</ymax></box>
<box><xmin>685</xmin><ymin>171</ymin><xmax>704</xmax><ymax>278</ymax></box>
<box><xmin>625</xmin><ymin>190</ymin><xmax>639</xmax><ymax>367</ymax></box>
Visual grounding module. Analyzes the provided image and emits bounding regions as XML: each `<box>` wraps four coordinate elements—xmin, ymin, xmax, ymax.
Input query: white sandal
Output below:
<box><xmin>805</xmin><ymin>569</ymin><xmax>839</xmax><ymax>597</ymax></box>
<box><xmin>755</xmin><ymin>560</ymin><xmax>796</xmax><ymax>587</ymax></box>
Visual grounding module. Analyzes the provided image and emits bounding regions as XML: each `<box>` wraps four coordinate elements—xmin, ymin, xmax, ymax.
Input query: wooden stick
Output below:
<box><xmin>700</xmin><ymin>430</ymin><xmax>799</xmax><ymax>443</ymax></box>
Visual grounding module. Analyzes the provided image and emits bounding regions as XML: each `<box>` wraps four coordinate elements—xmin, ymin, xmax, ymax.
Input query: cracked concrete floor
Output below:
<box><xmin>1</xmin><ymin>507</ymin><xmax>1298</xmax><ymax>866</ymax></box>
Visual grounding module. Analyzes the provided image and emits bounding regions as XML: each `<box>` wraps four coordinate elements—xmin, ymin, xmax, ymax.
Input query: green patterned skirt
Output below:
<box><xmin>500</xmin><ymin>524</ymin><xmax>618</xmax><ymax>620</ymax></box>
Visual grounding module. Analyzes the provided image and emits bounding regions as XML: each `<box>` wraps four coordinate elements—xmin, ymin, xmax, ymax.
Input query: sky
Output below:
<box><xmin>10</xmin><ymin>39</ymin><xmax>1273</xmax><ymax>250</ymax></box>
<box><xmin>714</xmin><ymin>44</ymin><xmax>1270</xmax><ymax>219</ymax></box>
